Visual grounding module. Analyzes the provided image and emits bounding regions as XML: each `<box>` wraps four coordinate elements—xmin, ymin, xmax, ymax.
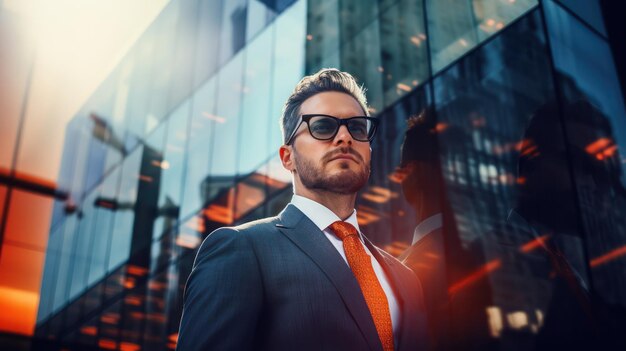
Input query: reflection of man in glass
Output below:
<box><xmin>177</xmin><ymin>69</ymin><xmax>429</xmax><ymax>350</ymax></box>
<box><xmin>398</xmin><ymin>109</ymin><xmax>491</xmax><ymax>351</ymax></box>
<box><xmin>501</xmin><ymin>98</ymin><xmax>626</xmax><ymax>350</ymax></box>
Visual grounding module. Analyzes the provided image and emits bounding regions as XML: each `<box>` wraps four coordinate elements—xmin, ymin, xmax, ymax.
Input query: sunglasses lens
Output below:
<box><xmin>347</xmin><ymin>118</ymin><xmax>370</xmax><ymax>141</ymax></box>
<box><xmin>309</xmin><ymin>116</ymin><xmax>339</xmax><ymax>139</ymax></box>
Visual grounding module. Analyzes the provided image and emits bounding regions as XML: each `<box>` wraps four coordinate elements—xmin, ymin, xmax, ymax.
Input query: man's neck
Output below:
<box><xmin>295</xmin><ymin>188</ymin><xmax>357</xmax><ymax>220</ymax></box>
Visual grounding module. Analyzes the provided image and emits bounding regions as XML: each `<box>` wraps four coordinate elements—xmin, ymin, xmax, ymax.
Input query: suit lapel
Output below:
<box><xmin>276</xmin><ymin>205</ymin><xmax>383</xmax><ymax>351</ymax></box>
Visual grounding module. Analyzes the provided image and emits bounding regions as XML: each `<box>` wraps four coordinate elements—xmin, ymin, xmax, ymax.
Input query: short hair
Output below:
<box><xmin>280</xmin><ymin>68</ymin><xmax>369</xmax><ymax>144</ymax></box>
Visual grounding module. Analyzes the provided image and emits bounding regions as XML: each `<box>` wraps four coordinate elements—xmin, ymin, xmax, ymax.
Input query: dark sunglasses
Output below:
<box><xmin>286</xmin><ymin>114</ymin><xmax>379</xmax><ymax>145</ymax></box>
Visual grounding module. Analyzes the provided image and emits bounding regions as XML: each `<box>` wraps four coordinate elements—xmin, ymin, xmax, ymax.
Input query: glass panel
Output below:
<box><xmin>305</xmin><ymin>0</ymin><xmax>341</xmax><ymax>72</ymax></box>
<box><xmin>193</xmin><ymin>0</ymin><xmax>223</xmax><ymax>86</ymax></box>
<box><xmin>83</xmin><ymin>117</ymin><xmax>111</xmax><ymax>194</ymax></box>
<box><xmin>89</xmin><ymin>166</ymin><xmax>121</xmax><ymax>286</ymax></box>
<box><xmin>151</xmin><ymin>230</ymin><xmax>178</xmax><ymax>275</ymax></box>
<box><xmin>340</xmin><ymin>19</ymin><xmax>384</xmax><ymax>113</ymax></box>
<box><xmin>211</xmin><ymin>52</ymin><xmax>244</xmax><ymax>180</ymax></box>
<box><xmin>362</xmin><ymin>84</ymin><xmax>431</xmax><ymax>245</ymax></box>
<box><xmin>403</xmin><ymin>10</ymin><xmax>597</xmax><ymax>349</ymax></box>
<box><xmin>75</xmin><ymin>314</ymin><xmax>99</xmax><ymax>347</ymax></box>
<box><xmin>379</xmin><ymin>0</ymin><xmax>429</xmax><ymax>107</ymax></box>
<box><xmin>52</xmin><ymin>216</ymin><xmax>78</xmax><ymax>313</ymax></box>
<box><xmin>554</xmin><ymin>0</ymin><xmax>606</xmax><ymax>36</ymax></box>
<box><xmin>98</xmin><ymin>300</ymin><xmax>122</xmax><ymax>350</ymax></box>
<box><xmin>142</xmin><ymin>271</ymin><xmax>170</xmax><ymax>350</ymax></box>
<box><xmin>270</xmin><ymin>0</ymin><xmax>306</xmax><ymax>148</ymax></box>
<box><xmin>339</xmin><ymin>0</ymin><xmax>380</xmax><ymax>44</ymax></box>
<box><xmin>153</xmin><ymin>101</ymin><xmax>189</xmax><ymax>240</ymax></box>
<box><xmin>238</xmin><ymin>28</ymin><xmax>274</xmax><ymax>176</ymax></box>
<box><xmin>68</xmin><ymin>190</ymin><xmax>99</xmax><ymax>301</ymax></box>
<box><xmin>4</xmin><ymin>189</ymin><xmax>53</xmax><ymax>251</ymax></box>
<box><xmin>145</xmin><ymin>10</ymin><xmax>175</xmax><ymax>125</ymax></box>
<box><xmin>108</xmin><ymin>146</ymin><xmax>143</xmax><ymax>271</ymax></box>
<box><xmin>0</xmin><ymin>244</ymin><xmax>46</xmax><ymax>336</ymax></box>
<box><xmin>246</xmin><ymin>0</ymin><xmax>278</xmax><ymax>42</ymax></box>
<box><xmin>219</xmin><ymin>0</ymin><xmax>249</xmax><ymax>64</ymax></box>
<box><xmin>545</xmin><ymin>0</ymin><xmax>626</xmax><ymax>321</ymax></box>
<box><xmin>119</xmin><ymin>286</ymin><xmax>145</xmax><ymax>351</ymax></box>
<box><xmin>180</xmin><ymin>77</ymin><xmax>217</xmax><ymax>219</ymax></box>
<box><xmin>167</xmin><ymin>0</ymin><xmax>200</xmax><ymax>111</ymax></box>
<box><xmin>37</xmin><ymin>224</ymin><xmax>63</xmax><ymax>323</ymax></box>
<box><xmin>164</xmin><ymin>256</ymin><xmax>192</xmax><ymax>350</ymax></box>
<box><xmin>427</xmin><ymin>0</ymin><xmax>537</xmax><ymax>73</ymax></box>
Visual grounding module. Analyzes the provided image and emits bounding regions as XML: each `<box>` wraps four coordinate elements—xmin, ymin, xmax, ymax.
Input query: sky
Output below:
<box><xmin>2</xmin><ymin>0</ymin><xmax>170</xmax><ymax>181</ymax></box>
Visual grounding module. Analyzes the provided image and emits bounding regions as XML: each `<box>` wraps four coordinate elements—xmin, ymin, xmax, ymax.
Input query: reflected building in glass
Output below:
<box><xmin>32</xmin><ymin>0</ymin><xmax>626</xmax><ymax>350</ymax></box>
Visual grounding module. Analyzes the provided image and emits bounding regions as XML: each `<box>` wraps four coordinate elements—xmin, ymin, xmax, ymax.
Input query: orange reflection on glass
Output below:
<box><xmin>124</xmin><ymin>277</ymin><xmax>136</xmax><ymax>289</ymax></box>
<box><xmin>130</xmin><ymin>311</ymin><xmax>145</xmax><ymax>320</ymax></box>
<box><xmin>176</xmin><ymin>233</ymin><xmax>202</xmax><ymax>249</ymax></box>
<box><xmin>410</xmin><ymin>36</ymin><xmax>422</xmax><ymax>47</ymax></box>
<box><xmin>424</xmin><ymin>252</ymin><xmax>440</xmax><ymax>260</ymax></box>
<box><xmin>138</xmin><ymin>174</ymin><xmax>153</xmax><ymax>183</ymax></box>
<box><xmin>361</xmin><ymin>186</ymin><xmax>398</xmax><ymax>204</ymax></box>
<box><xmin>397</xmin><ymin>83</ymin><xmax>412</xmax><ymax>92</ymax></box>
<box><xmin>80</xmin><ymin>326</ymin><xmax>97</xmax><ymax>336</ymax></box>
<box><xmin>184</xmin><ymin>215</ymin><xmax>205</xmax><ymax>233</ymax></box>
<box><xmin>590</xmin><ymin>245</ymin><xmax>626</xmax><ymax>268</ymax></box>
<box><xmin>101</xmin><ymin>313</ymin><xmax>120</xmax><ymax>325</ymax></box>
<box><xmin>235</xmin><ymin>181</ymin><xmax>265</xmax><ymax>219</ymax></box>
<box><xmin>519</xmin><ymin>234</ymin><xmax>550</xmax><ymax>253</ymax></box>
<box><xmin>148</xmin><ymin>280</ymin><xmax>167</xmax><ymax>291</ymax></box>
<box><xmin>124</xmin><ymin>295</ymin><xmax>143</xmax><ymax>306</ymax></box>
<box><xmin>388</xmin><ymin>168</ymin><xmax>409</xmax><ymax>183</ymax></box>
<box><xmin>356</xmin><ymin>205</ymin><xmax>383</xmax><ymax>226</ymax></box>
<box><xmin>151</xmin><ymin>160</ymin><xmax>170</xmax><ymax>169</ymax></box>
<box><xmin>435</xmin><ymin>122</ymin><xmax>448</xmax><ymax>133</ymax></box>
<box><xmin>119</xmin><ymin>342</ymin><xmax>141</xmax><ymax>351</ymax></box>
<box><xmin>384</xmin><ymin>241</ymin><xmax>409</xmax><ymax>257</ymax></box>
<box><xmin>98</xmin><ymin>338</ymin><xmax>117</xmax><ymax>349</ymax></box>
<box><xmin>448</xmin><ymin>259</ymin><xmax>502</xmax><ymax>295</ymax></box>
<box><xmin>146</xmin><ymin>313</ymin><xmax>166</xmax><ymax>323</ymax></box>
<box><xmin>168</xmin><ymin>333</ymin><xmax>178</xmax><ymax>349</ymax></box>
<box><xmin>519</xmin><ymin>138</ymin><xmax>539</xmax><ymax>157</ymax></box>
<box><xmin>0</xmin><ymin>286</ymin><xmax>38</xmax><ymax>335</ymax></box>
<box><xmin>127</xmin><ymin>265</ymin><xmax>148</xmax><ymax>276</ymax></box>
<box><xmin>203</xmin><ymin>203</ymin><xmax>233</xmax><ymax>224</ymax></box>
<box><xmin>585</xmin><ymin>137</ymin><xmax>612</xmax><ymax>155</ymax></box>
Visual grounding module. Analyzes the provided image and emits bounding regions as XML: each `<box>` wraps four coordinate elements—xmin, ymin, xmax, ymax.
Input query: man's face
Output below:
<box><xmin>282</xmin><ymin>91</ymin><xmax>372</xmax><ymax>195</ymax></box>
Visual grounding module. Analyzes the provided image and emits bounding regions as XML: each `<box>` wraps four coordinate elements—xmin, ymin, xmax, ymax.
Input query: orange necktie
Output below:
<box><xmin>329</xmin><ymin>221</ymin><xmax>394</xmax><ymax>351</ymax></box>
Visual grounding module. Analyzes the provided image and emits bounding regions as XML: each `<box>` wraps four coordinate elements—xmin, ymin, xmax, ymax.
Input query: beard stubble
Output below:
<box><xmin>293</xmin><ymin>147</ymin><xmax>370</xmax><ymax>195</ymax></box>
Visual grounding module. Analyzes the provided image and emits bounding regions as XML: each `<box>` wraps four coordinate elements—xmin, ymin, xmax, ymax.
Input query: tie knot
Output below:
<box><xmin>329</xmin><ymin>221</ymin><xmax>359</xmax><ymax>241</ymax></box>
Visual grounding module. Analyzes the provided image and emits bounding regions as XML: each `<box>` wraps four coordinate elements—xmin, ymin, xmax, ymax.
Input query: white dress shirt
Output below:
<box><xmin>290</xmin><ymin>195</ymin><xmax>401</xmax><ymax>336</ymax></box>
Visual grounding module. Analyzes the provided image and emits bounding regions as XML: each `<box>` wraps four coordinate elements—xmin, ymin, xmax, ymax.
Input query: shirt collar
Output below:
<box><xmin>291</xmin><ymin>194</ymin><xmax>362</xmax><ymax>233</ymax></box>
<box><xmin>412</xmin><ymin>213</ymin><xmax>443</xmax><ymax>245</ymax></box>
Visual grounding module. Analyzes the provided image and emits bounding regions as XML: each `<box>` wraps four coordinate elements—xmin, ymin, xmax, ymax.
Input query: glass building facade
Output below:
<box><xmin>26</xmin><ymin>0</ymin><xmax>626</xmax><ymax>350</ymax></box>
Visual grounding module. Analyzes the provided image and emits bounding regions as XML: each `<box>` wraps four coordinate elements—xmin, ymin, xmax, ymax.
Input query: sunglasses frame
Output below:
<box><xmin>286</xmin><ymin>114</ymin><xmax>379</xmax><ymax>145</ymax></box>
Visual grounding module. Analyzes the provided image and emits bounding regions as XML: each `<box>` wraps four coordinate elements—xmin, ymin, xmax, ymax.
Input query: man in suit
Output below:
<box><xmin>177</xmin><ymin>68</ymin><xmax>429</xmax><ymax>351</ymax></box>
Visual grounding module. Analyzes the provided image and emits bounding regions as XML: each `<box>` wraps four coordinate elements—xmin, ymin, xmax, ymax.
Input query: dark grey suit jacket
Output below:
<box><xmin>177</xmin><ymin>204</ymin><xmax>429</xmax><ymax>350</ymax></box>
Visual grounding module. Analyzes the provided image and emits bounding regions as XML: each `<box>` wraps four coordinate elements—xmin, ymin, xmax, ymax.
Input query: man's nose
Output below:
<box><xmin>333</xmin><ymin>125</ymin><xmax>353</xmax><ymax>145</ymax></box>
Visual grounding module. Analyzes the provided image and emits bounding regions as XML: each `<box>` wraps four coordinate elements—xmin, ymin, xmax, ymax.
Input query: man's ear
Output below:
<box><xmin>279</xmin><ymin>145</ymin><xmax>295</xmax><ymax>172</ymax></box>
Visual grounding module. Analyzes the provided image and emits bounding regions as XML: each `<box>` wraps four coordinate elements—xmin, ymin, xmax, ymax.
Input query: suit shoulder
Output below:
<box><xmin>232</xmin><ymin>215</ymin><xmax>280</xmax><ymax>232</ymax></box>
